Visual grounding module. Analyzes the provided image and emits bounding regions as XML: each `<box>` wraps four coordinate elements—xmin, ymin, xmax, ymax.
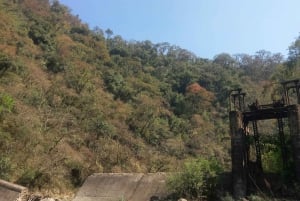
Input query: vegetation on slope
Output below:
<box><xmin>0</xmin><ymin>0</ymin><xmax>299</xmax><ymax>197</ymax></box>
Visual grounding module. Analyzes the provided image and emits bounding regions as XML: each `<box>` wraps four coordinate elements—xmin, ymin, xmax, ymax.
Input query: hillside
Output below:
<box><xmin>0</xmin><ymin>0</ymin><xmax>299</xmax><ymax>198</ymax></box>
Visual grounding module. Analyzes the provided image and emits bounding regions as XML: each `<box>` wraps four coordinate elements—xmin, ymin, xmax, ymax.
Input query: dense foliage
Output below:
<box><xmin>0</xmin><ymin>0</ymin><xmax>299</xmax><ymax>197</ymax></box>
<box><xmin>167</xmin><ymin>157</ymin><xmax>222</xmax><ymax>200</ymax></box>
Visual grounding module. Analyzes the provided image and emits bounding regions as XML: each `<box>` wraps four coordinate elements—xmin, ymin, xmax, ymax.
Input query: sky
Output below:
<box><xmin>58</xmin><ymin>0</ymin><xmax>300</xmax><ymax>59</ymax></box>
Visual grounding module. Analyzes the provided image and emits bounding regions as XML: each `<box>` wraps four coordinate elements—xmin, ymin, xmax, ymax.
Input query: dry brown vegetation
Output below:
<box><xmin>0</xmin><ymin>0</ymin><xmax>299</xmax><ymax>199</ymax></box>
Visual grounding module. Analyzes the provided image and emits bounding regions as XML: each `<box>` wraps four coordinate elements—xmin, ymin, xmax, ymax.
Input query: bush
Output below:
<box><xmin>66</xmin><ymin>161</ymin><xmax>84</xmax><ymax>187</ymax></box>
<box><xmin>0</xmin><ymin>156</ymin><xmax>12</xmax><ymax>180</ymax></box>
<box><xmin>167</xmin><ymin>157</ymin><xmax>222</xmax><ymax>200</ymax></box>
<box><xmin>85</xmin><ymin>114</ymin><xmax>117</xmax><ymax>139</ymax></box>
<box><xmin>17</xmin><ymin>168</ymin><xmax>50</xmax><ymax>189</ymax></box>
<box><xmin>0</xmin><ymin>53</ymin><xmax>12</xmax><ymax>76</ymax></box>
<box><xmin>28</xmin><ymin>16</ymin><xmax>56</xmax><ymax>51</ymax></box>
<box><xmin>70</xmin><ymin>26</ymin><xmax>90</xmax><ymax>36</ymax></box>
<box><xmin>0</xmin><ymin>93</ymin><xmax>14</xmax><ymax>113</ymax></box>
<box><xmin>45</xmin><ymin>54</ymin><xmax>65</xmax><ymax>73</ymax></box>
<box><xmin>65</xmin><ymin>67</ymin><xmax>93</xmax><ymax>93</ymax></box>
<box><xmin>103</xmin><ymin>70</ymin><xmax>134</xmax><ymax>101</ymax></box>
<box><xmin>0</xmin><ymin>93</ymin><xmax>14</xmax><ymax>120</ymax></box>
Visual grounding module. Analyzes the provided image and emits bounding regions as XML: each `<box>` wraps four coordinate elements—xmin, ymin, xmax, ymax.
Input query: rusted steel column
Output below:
<box><xmin>229</xmin><ymin>111</ymin><xmax>247</xmax><ymax>199</ymax></box>
<box><xmin>288</xmin><ymin>105</ymin><xmax>300</xmax><ymax>182</ymax></box>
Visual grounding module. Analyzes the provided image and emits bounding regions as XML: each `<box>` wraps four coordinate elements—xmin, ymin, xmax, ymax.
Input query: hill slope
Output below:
<box><xmin>0</xmin><ymin>0</ymin><xmax>298</xmax><ymax>196</ymax></box>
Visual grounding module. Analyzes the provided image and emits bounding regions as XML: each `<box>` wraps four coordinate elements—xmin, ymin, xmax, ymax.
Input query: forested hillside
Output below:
<box><xmin>0</xmin><ymin>0</ymin><xmax>299</xmax><ymax>196</ymax></box>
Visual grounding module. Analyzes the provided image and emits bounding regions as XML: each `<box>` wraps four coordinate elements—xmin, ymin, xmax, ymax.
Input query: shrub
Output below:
<box><xmin>27</xmin><ymin>16</ymin><xmax>56</xmax><ymax>51</ymax></box>
<box><xmin>17</xmin><ymin>168</ymin><xmax>50</xmax><ymax>189</ymax></box>
<box><xmin>65</xmin><ymin>67</ymin><xmax>93</xmax><ymax>93</ymax></box>
<box><xmin>45</xmin><ymin>54</ymin><xmax>65</xmax><ymax>73</ymax></box>
<box><xmin>167</xmin><ymin>157</ymin><xmax>222</xmax><ymax>200</ymax></box>
<box><xmin>0</xmin><ymin>53</ymin><xmax>12</xmax><ymax>76</ymax></box>
<box><xmin>70</xmin><ymin>26</ymin><xmax>90</xmax><ymax>36</ymax></box>
<box><xmin>22</xmin><ymin>88</ymin><xmax>45</xmax><ymax>108</ymax></box>
<box><xmin>103</xmin><ymin>70</ymin><xmax>134</xmax><ymax>101</ymax></box>
<box><xmin>66</xmin><ymin>161</ymin><xmax>84</xmax><ymax>187</ymax></box>
<box><xmin>0</xmin><ymin>156</ymin><xmax>12</xmax><ymax>180</ymax></box>
<box><xmin>0</xmin><ymin>93</ymin><xmax>14</xmax><ymax>120</ymax></box>
<box><xmin>0</xmin><ymin>93</ymin><xmax>14</xmax><ymax>113</ymax></box>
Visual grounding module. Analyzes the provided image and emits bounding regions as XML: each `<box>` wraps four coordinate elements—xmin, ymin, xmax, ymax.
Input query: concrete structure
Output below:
<box><xmin>73</xmin><ymin>173</ymin><xmax>169</xmax><ymax>201</ymax></box>
<box><xmin>0</xmin><ymin>179</ymin><xmax>28</xmax><ymax>201</ymax></box>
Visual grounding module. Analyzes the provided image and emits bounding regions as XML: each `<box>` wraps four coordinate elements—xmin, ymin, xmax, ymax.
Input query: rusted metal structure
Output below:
<box><xmin>229</xmin><ymin>79</ymin><xmax>300</xmax><ymax>199</ymax></box>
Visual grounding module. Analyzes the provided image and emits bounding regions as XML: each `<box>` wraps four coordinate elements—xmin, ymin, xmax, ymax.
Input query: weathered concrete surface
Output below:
<box><xmin>0</xmin><ymin>179</ymin><xmax>28</xmax><ymax>201</ymax></box>
<box><xmin>73</xmin><ymin>173</ymin><xmax>169</xmax><ymax>201</ymax></box>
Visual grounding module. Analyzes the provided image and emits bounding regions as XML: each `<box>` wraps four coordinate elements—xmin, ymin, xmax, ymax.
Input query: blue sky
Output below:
<box><xmin>58</xmin><ymin>0</ymin><xmax>300</xmax><ymax>59</ymax></box>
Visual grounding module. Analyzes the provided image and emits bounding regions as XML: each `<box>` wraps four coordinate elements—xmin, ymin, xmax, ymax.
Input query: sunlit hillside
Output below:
<box><xmin>0</xmin><ymin>0</ymin><xmax>299</xmax><ymax>199</ymax></box>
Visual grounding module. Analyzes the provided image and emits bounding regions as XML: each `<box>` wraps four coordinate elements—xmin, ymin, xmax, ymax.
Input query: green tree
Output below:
<box><xmin>105</xmin><ymin>28</ymin><xmax>113</xmax><ymax>39</ymax></box>
<box><xmin>44</xmin><ymin>53</ymin><xmax>65</xmax><ymax>73</ymax></box>
<box><xmin>127</xmin><ymin>94</ymin><xmax>170</xmax><ymax>146</ymax></box>
<box><xmin>213</xmin><ymin>53</ymin><xmax>236</xmax><ymax>68</ymax></box>
<box><xmin>286</xmin><ymin>35</ymin><xmax>300</xmax><ymax>78</ymax></box>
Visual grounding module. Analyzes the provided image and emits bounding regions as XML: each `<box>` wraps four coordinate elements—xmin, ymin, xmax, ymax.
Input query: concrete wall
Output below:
<box><xmin>0</xmin><ymin>179</ymin><xmax>27</xmax><ymax>201</ymax></box>
<box><xmin>73</xmin><ymin>173</ymin><xmax>169</xmax><ymax>201</ymax></box>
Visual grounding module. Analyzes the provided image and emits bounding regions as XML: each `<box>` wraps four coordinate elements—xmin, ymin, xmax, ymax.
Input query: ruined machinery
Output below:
<box><xmin>229</xmin><ymin>79</ymin><xmax>300</xmax><ymax>198</ymax></box>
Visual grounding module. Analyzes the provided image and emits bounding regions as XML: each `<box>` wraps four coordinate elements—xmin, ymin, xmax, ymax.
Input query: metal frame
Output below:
<box><xmin>229</xmin><ymin>79</ymin><xmax>300</xmax><ymax>198</ymax></box>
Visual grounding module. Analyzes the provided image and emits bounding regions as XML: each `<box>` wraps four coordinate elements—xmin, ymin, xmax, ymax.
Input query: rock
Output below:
<box><xmin>178</xmin><ymin>198</ymin><xmax>187</xmax><ymax>201</ymax></box>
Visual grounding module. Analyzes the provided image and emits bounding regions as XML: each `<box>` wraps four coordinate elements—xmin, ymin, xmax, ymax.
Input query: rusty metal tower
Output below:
<box><xmin>229</xmin><ymin>79</ymin><xmax>300</xmax><ymax>199</ymax></box>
